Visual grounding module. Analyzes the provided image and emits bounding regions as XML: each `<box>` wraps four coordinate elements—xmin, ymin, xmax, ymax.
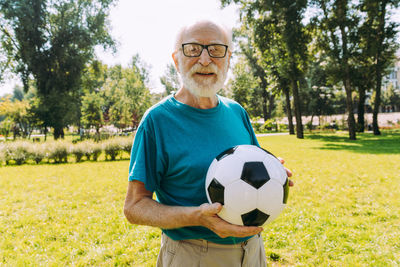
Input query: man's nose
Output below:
<box><xmin>198</xmin><ymin>49</ymin><xmax>212</xmax><ymax>66</ymax></box>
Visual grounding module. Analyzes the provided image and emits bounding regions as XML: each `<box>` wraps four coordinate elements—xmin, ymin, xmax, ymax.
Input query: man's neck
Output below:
<box><xmin>174</xmin><ymin>87</ymin><xmax>218</xmax><ymax>109</ymax></box>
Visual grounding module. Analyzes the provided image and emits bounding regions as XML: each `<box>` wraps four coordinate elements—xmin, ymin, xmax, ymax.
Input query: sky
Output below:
<box><xmin>0</xmin><ymin>0</ymin><xmax>240</xmax><ymax>96</ymax></box>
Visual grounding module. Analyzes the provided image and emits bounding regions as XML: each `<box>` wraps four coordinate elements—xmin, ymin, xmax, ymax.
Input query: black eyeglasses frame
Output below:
<box><xmin>181</xmin><ymin>43</ymin><xmax>228</xmax><ymax>58</ymax></box>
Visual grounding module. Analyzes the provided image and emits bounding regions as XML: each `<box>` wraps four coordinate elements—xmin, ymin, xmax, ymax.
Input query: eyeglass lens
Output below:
<box><xmin>183</xmin><ymin>43</ymin><xmax>227</xmax><ymax>58</ymax></box>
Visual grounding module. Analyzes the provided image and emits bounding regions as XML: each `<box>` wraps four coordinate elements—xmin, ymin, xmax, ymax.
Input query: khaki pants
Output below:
<box><xmin>156</xmin><ymin>233</ymin><xmax>267</xmax><ymax>267</ymax></box>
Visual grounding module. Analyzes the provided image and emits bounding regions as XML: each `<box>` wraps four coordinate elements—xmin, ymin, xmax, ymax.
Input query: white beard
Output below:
<box><xmin>179</xmin><ymin>59</ymin><xmax>228</xmax><ymax>98</ymax></box>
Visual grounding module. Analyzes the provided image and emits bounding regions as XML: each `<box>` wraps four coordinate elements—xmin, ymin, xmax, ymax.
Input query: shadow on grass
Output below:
<box><xmin>305</xmin><ymin>132</ymin><xmax>400</xmax><ymax>154</ymax></box>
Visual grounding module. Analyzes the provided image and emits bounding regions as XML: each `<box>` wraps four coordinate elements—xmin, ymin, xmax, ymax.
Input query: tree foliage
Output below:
<box><xmin>0</xmin><ymin>96</ymin><xmax>33</xmax><ymax>138</ymax></box>
<box><xmin>222</xmin><ymin>0</ymin><xmax>310</xmax><ymax>138</ymax></box>
<box><xmin>310</xmin><ymin>0</ymin><xmax>361</xmax><ymax>139</ymax></box>
<box><xmin>227</xmin><ymin>55</ymin><xmax>263</xmax><ymax>118</ymax></box>
<box><xmin>0</xmin><ymin>0</ymin><xmax>116</xmax><ymax>139</ymax></box>
<box><xmin>160</xmin><ymin>63</ymin><xmax>180</xmax><ymax>95</ymax></box>
<box><xmin>80</xmin><ymin>92</ymin><xmax>104</xmax><ymax>134</ymax></box>
<box><xmin>359</xmin><ymin>0</ymin><xmax>399</xmax><ymax>135</ymax></box>
<box><xmin>81</xmin><ymin>56</ymin><xmax>152</xmax><ymax>131</ymax></box>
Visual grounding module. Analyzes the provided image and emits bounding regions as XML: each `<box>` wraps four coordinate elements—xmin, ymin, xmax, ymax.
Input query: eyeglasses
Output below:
<box><xmin>181</xmin><ymin>43</ymin><xmax>228</xmax><ymax>58</ymax></box>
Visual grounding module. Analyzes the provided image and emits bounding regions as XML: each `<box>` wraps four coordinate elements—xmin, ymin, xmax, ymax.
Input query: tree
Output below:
<box><xmin>12</xmin><ymin>86</ymin><xmax>24</xmax><ymax>101</ymax></box>
<box><xmin>305</xmin><ymin>60</ymin><xmax>336</xmax><ymax>126</ymax></box>
<box><xmin>160</xmin><ymin>63</ymin><xmax>180</xmax><ymax>95</ymax></box>
<box><xmin>231</xmin><ymin>28</ymin><xmax>276</xmax><ymax>121</ymax></box>
<box><xmin>0</xmin><ymin>95</ymin><xmax>32</xmax><ymax>139</ymax></box>
<box><xmin>0</xmin><ymin>0</ymin><xmax>116</xmax><ymax>139</ymax></box>
<box><xmin>241</xmin><ymin>43</ymin><xmax>275</xmax><ymax>121</ymax></box>
<box><xmin>351</xmin><ymin>58</ymin><xmax>374</xmax><ymax>132</ymax></box>
<box><xmin>311</xmin><ymin>0</ymin><xmax>360</xmax><ymax>140</ymax></box>
<box><xmin>81</xmin><ymin>92</ymin><xmax>104</xmax><ymax>137</ymax></box>
<box><xmin>222</xmin><ymin>0</ymin><xmax>310</xmax><ymax>138</ymax></box>
<box><xmin>382</xmin><ymin>82</ymin><xmax>400</xmax><ymax>111</ymax></box>
<box><xmin>103</xmin><ymin>56</ymin><xmax>152</xmax><ymax>130</ymax></box>
<box><xmin>359</xmin><ymin>0</ymin><xmax>399</xmax><ymax>135</ymax></box>
<box><xmin>227</xmin><ymin>56</ymin><xmax>263</xmax><ymax>118</ymax></box>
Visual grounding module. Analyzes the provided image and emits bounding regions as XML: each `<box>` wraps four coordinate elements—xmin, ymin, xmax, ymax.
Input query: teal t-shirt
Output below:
<box><xmin>128</xmin><ymin>94</ymin><xmax>259</xmax><ymax>244</ymax></box>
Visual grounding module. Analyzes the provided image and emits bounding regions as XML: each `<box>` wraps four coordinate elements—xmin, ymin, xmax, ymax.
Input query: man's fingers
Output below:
<box><xmin>278</xmin><ymin>157</ymin><xmax>285</xmax><ymax>164</ymax></box>
<box><xmin>289</xmin><ymin>179</ymin><xmax>294</xmax><ymax>187</ymax></box>
<box><xmin>202</xmin><ymin>203</ymin><xmax>222</xmax><ymax>216</ymax></box>
<box><xmin>214</xmin><ymin>215</ymin><xmax>263</xmax><ymax>238</ymax></box>
<box><xmin>285</xmin><ymin>167</ymin><xmax>292</xmax><ymax>177</ymax></box>
<box><xmin>211</xmin><ymin>202</ymin><xmax>222</xmax><ymax>213</ymax></box>
<box><xmin>216</xmin><ymin>223</ymin><xmax>263</xmax><ymax>238</ymax></box>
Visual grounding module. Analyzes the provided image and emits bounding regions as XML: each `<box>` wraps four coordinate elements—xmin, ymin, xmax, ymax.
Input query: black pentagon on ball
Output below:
<box><xmin>241</xmin><ymin>209</ymin><xmax>270</xmax><ymax>226</ymax></box>
<box><xmin>207</xmin><ymin>178</ymin><xmax>225</xmax><ymax>205</ymax></box>
<box><xmin>240</xmin><ymin>161</ymin><xmax>270</xmax><ymax>189</ymax></box>
<box><xmin>216</xmin><ymin>146</ymin><xmax>237</xmax><ymax>161</ymax></box>
<box><xmin>283</xmin><ymin>178</ymin><xmax>289</xmax><ymax>204</ymax></box>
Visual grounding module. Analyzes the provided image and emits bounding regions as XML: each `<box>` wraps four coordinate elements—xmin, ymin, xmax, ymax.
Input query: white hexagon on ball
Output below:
<box><xmin>257</xmin><ymin>179</ymin><xmax>285</xmax><ymax>224</ymax></box>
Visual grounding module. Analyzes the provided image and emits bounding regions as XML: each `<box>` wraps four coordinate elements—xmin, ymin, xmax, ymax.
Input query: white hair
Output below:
<box><xmin>173</xmin><ymin>19</ymin><xmax>233</xmax><ymax>53</ymax></box>
<box><xmin>178</xmin><ymin>58</ymin><xmax>229</xmax><ymax>98</ymax></box>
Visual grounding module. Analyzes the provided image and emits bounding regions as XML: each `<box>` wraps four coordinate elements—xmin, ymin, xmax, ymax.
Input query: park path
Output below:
<box><xmin>256</xmin><ymin>132</ymin><xmax>289</xmax><ymax>137</ymax></box>
<box><xmin>264</xmin><ymin>112</ymin><xmax>400</xmax><ymax>127</ymax></box>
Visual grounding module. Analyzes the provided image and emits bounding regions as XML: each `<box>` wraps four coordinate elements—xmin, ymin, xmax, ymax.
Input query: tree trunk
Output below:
<box><xmin>284</xmin><ymin>87</ymin><xmax>295</xmax><ymax>135</ymax></box>
<box><xmin>267</xmin><ymin>94</ymin><xmax>275</xmax><ymax>120</ymax></box>
<box><xmin>373</xmin><ymin>72</ymin><xmax>382</xmax><ymax>135</ymax></box>
<box><xmin>338</xmin><ymin>1</ymin><xmax>356</xmax><ymax>140</ymax></box>
<box><xmin>372</xmin><ymin>0</ymin><xmax>387</xmax><ymax>136</ymax></box>
<box><xmin>310</xmin><ymin>114</ymin><xmax>315</xmax><ymax>131</ymax></box>
<box><xmin>53</xmin><ymin>126</ymin><xmax>64</xmax><ymax>140</ymax></box>
<box><xmin>344</xmin><ymin>77</ymin><xmax>357</xmax><ymax>140</ymax></box>
<box><xmin>291</xmin><ymin>79</ymin><xmax>303</xmax><ymax>139</ymax></box>
<box><xmin>262</xmin><ymin>88</ymin><xmax>268</xmax><ymax>121</ymax></box>
<box><xmin>357</xmin><ymin>87</ymin><xmax>366</xmax><ymax>132</ymax></box>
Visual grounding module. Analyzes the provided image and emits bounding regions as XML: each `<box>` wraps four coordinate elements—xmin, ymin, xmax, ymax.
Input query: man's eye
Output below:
<box><xmin>191</xmin><ymin>46</ymin><xmax>201</xmax><ymax>52</ymax></box>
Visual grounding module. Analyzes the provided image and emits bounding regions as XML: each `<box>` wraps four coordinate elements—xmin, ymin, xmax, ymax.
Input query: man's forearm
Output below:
<box><xmin>124</xmin><ymin>196</ymin><xmax>201</xmax><ymax>229</ymax></box>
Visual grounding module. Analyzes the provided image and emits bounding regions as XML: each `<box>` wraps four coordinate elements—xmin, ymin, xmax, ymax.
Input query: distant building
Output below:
<box><xmin>381</xmin><ymin>53</ymin><xmax>400</xmax><ymax>112</ymax></box>
<box><xmin>382</xmin><ymin>56</ymin><xmax>400</xmax><ymax>91</ymax></box>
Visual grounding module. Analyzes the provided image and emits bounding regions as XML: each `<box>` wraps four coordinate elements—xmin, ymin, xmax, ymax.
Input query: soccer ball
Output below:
<box><xmin>205</xmin><ymin>145</ymin><xmax>289</xmax><ymax>226</ymax></box>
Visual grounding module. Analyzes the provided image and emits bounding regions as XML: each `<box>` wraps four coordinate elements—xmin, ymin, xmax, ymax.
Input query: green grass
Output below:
<box><xmin>1</xmin><ymin>132</ymin><xmax>399</xmax><ymax>266</ymax></box>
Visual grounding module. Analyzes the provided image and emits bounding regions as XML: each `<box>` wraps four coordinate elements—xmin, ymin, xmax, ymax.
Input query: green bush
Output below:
<box><xmin>91</xmin><ymin>142</ymin><xmax>102</xmax><ymax>161</ymax></box>
<box><xmin>103</xmin><ymin>138</ymin><xmax>121</xmax><ymax>161</ymax></box>
<box><xmin>252</xmin><ymin>122</ymin><xmax>262</xmax><ymax>133</ymax></box>
<box><xmin>118</xmin><ymin>137</ymin><xmax>133</xmax><ymax>154</ymax></box>
<box><xmin>27</xmin><ymin>143</ymin><xmax>47</xmax><ymax>164</ymax></box>
<box><xmin>278</xmin><ymin>123</ymin><xmax>288</xmax><ymax>131</ymax></box>
<box><xmin>0</xmin><ymin>135</ymin><xmax>134</xmax><ymax>165</ymax></box>
<box><xmin>47</xmin><ymin>141</ymin><xmax>69</xmax><ymax>163</ymax></box>
<box><xmin>306</xmin><ymin>121</ymin><xmax>313</xmax><ymax>131</ymax></box>
<box><xmin>0</xmin><ymin>143</ymin><xmax>5</xmax><ymax>166</ymax></box>
<box><xmin>71</xmin><ymin>142</ymin><xmax>86</xmax><ymax>162</ymax></box>
<box><xmin>3</xmin><ymin>141</ymin><xmax>30</xmax><ymax>165</ymax></box>
<box><xmin>259</xmin><ymin>119</ymin><xmax>274</xmax><ymax>132</ymax></box>
<box><xmin>81</xmin><ymin>140</ymin><xmax>102</xmax><ymax>161</ymax></box>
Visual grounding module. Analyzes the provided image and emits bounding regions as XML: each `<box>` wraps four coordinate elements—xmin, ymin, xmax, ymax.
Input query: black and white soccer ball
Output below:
<box><xmin>205</xmin><ymin>145</ymin><xmax>289</xmax><ymax>226</ymax></box>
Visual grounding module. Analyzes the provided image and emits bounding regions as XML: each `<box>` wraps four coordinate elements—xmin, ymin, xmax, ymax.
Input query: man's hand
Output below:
<box><xmin>196</xmin><ymin>203</ymin><xmax>263</xmax><ymax>238</ymax></box>
<box><xmin>278</xmin><ymin>157</ymin><xmax>294</xmax><ymax>187</ymax></box>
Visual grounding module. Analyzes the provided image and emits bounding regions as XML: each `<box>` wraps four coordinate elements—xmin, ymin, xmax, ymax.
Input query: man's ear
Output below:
<box><xmin>172</xmin><ymin>51</ymin><xmax>180</xmax><ymax>73</ymax></box>
<box><xmin>227</xmin><ymin>50</ymin><xmax>232</xmax><ymax>68</ymax></box>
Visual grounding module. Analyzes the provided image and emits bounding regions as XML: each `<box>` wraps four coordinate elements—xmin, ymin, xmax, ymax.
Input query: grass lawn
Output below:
<box><xmin>1</xmin><ymin>132</ymin><xmax>399</xmax><ymax>266</ymax></box>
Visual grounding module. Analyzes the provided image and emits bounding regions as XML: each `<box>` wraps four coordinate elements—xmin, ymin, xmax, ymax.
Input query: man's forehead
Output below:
<box><xmin>181</xmin><ymin>23</ymin><xmax>227</xmax><ymax>44</ymax></box>
<box><xmin>184</xmin><ymin>38</ymin><xmax>225</xmax><ymax>44</ymax></box>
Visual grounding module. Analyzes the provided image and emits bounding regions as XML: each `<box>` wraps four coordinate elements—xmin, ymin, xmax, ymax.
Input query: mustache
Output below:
<box><xmin>189</xmin><ymin>63</ymin><xmax>218</xmax><ymax>75</ymax></box>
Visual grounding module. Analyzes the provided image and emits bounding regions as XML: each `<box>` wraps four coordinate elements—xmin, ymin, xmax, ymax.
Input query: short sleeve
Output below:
<box><xmin>128</xmin><ymin>124</ymin><xmax>164</xmax><ymax>193</ymax></box>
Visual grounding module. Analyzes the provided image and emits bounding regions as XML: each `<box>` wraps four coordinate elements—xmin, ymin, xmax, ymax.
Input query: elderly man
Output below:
<box><xmin>124</xmin><ymin>20</ymin><xmax>292</xmax><ymax>267</ymax></box>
